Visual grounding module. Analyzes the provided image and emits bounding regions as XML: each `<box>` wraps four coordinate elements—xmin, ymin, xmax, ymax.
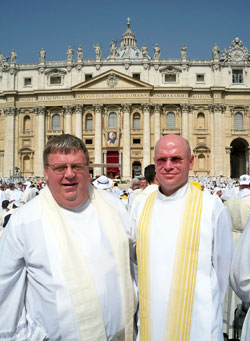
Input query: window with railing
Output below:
<box><xmin>133</xmin><ymin>113</ymin><xmax>141</xmax><ymax>129</ymax></box>
<box><xmin>52</xmin><ymin>114</ymin><xmax>61</xmax><ymax>131</ymax></box>
<box><xmin>166</xmin><ymin>112</ymin><xmax>175</xmax><ymax>129</ymax></box>
<box><xmin>234</xmin><ymin>112</ymin><xmax>243</xmax><ymax>130</ymax></box>
<box><xmin>85</xmin><ymin>113</ymin><xmax>93</xmax><ymax>130</ymax></box>
<box><xmin>108</xmin><ymin>112</ymin><xmax>117</xmax><ymax>129</ymax></box>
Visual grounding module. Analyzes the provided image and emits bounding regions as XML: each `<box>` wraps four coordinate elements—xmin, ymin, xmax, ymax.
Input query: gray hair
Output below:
<box><xmin>43</xmin><ymin>134</ymin><xmax>89</xmax><ymax>166</ymax></box>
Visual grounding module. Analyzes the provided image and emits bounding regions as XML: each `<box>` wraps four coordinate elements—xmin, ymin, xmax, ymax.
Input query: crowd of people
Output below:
<box><xmin>0</xmin><ymin>133</ymin><xmax>250</xmax><ymax>340</ymax></box>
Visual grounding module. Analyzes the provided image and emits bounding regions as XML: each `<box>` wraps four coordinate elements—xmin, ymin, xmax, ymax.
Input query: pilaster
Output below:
<box><xmin>94</xmin><ymin>104</ymin><xmax>103</xmax><ymax>177</ymax></box>
<box><xmin>180</xmin><ymin>103</ymin><xmax>191</xmax><ymax>140</ymax></box>
<box><xmin>142</xmin><ymin>103</ymin><xmax>151</xmax><ymax>169</ymax></box>
<box><xmin>75</xmin><ymin>104</ymin><xmax>83</xmax><ymax>139</ymax></box>
<box><xmin>209</xmin><ymin>104</ymin><xmax>226</xmax><ymax>175</ymax></box>
<box><xmin>122</xmin><ymin>103</ymin><xmax>131</xmax><ymax>180</ymax></box>
<box><xmin>153</xmin><ymin>104</ymin><xmax>161</xmax><ymax>146</ymax></box>
<box><xmin>3</xmin><ymin>107</ymin><xmax>16</xmax><ymax>177</ymax></box>
<box><xmin>63</xmin><ymin>105</ymin><xmax>73</xmax><ymax>134</ymax></box>
<box><xmin>35</xmin><ymin>106</ymin><xmax>46</xmax><ymax>177</ymax></box>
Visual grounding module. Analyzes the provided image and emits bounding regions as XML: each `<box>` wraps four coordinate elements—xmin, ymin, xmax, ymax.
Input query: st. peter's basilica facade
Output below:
<box><xmin>0</xmin><ymin>20</ymin><xmax>250</xmax><ymax>179</ymax></box>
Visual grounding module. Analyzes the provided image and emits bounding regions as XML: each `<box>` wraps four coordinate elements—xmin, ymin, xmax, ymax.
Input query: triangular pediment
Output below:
<box><xmin>159</xmin><ymin>65</ymin><xmax>182</xmax><ymax>73</ymax></box>
<box><xmin>72</xmin><ymin>69</ymin><xmax>153</xmax><ymax>91</ymax></box>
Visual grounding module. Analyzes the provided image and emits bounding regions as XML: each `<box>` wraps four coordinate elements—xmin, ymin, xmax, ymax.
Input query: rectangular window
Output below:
<box><xmin>232</xmin><ymin>70</ymin><xmax>243</xmax><ymax>84</ymax></box>
<box><xmin>165</xmin><ymin>74</ymin><xmax>176</xmax><ymax>82</ymax></box>
<box><xmin>50</xmin><ymin>76</ymin><xmax>62</xmax><ymax>85</ymax></box>
<box><xmin>196</xmin><ymin>74</ymin><xmax>205</xmax><ymax>82</ymax></box>
<box><xmin>133</xmin><ymin>138</ymin><xmax>141</xmax><ymax>144</ymax></box>
<box><xmin>85</xmin><ymin>74</ymin><xmax>93</xmax><ymax>81</ymax></box>
<box><xmin>132</xmin><ymin>73</ymin><xmax>140</xmax><ymax>80</ymax></box>
<box><xmin>24</xmin><ymin>77</ymin><xmax>32</xmax><ymax>87</ymax></box>
<box><xmin>85</xmin><ymin>139</ymin><xmax>93</xmax><ymax>145</ymax></box>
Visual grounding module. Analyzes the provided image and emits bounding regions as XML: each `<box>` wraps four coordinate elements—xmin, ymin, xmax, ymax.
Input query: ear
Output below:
<box><xmin>44</xmin><ymin>166</ymin><xmax>49</xmax><ymax>183</ymax></box>
<box><xmin>189</xmin><ymin>154</ymin><xmax>194</xmax><ymax>171</ymax></box>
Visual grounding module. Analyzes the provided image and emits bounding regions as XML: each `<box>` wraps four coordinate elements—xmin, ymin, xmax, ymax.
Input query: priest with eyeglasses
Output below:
<box><xmin>0</xmin><ymin>134</ymin><xmax>135</xmax><ymax>341</ymax></box>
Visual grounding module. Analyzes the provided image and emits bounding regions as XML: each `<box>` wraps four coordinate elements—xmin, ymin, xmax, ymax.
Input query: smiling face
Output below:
<box><xmin>154</xmin><ymin>135</ymin><xmax>194</xmax><ymax>196</ymax></box>
<box><xmin>44</xmin><ymin>150</ymin><xmax>89</xmax><ymax>209</ymax></box>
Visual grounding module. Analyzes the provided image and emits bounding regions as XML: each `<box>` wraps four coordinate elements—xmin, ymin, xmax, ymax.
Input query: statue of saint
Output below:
<box><xmin>67</xmin><ymin>46</ymin><xmax>74</xmax><ymax>62</ymax></box>
<box><xmin>39</xmin><ymin>48</ymin><xmax>46</xmax><ymax>63</ymax></box>
<box><xmin>10</xmin><ymin>49</ymin><xmax>17</xmax><ymax>63</ymax></box>
<box><xmin>77</xmin><ymin>45</ymin><xmax>83</xmax><ymax>60</ymax></box>
<box><xmin>94</xmin><ymin>44</ymin><xmax>102</xmax><ymax>60</ymax></box>
<box><xmin>181</xmin><ymin>45</ymin><xmax>187</xmax><ymax>60</ymax></box>
<box><xmin>141</xmin><ymin>45</ymin><xmax>148</xmax><ymax>58</ymax></box>
<box><xmin>212</xmin><ymin>43</ymin><xmax>219</xmax><ymax>60</ymax></box>
<box><xmin>153</xmin><ymin>44</ymin><xmax>161</xmax><ymax>60</ymax></box>
<box><xmin>110</xmin><ymin>41</ymin><xmax>117</xmax><ymax>58</ymax></box>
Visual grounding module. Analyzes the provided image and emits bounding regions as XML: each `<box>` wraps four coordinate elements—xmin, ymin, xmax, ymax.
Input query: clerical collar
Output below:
<box><xmin>158</xmin><ymin>182</ymin><xmax>189</xmax><ymax>201</ymax></box>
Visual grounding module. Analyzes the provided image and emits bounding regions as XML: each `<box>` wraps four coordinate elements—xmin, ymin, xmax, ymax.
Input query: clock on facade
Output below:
<box><xmin>232</xmin><ymin>49</ymin><xmax>244</xmax><ymax>62</ymax></box>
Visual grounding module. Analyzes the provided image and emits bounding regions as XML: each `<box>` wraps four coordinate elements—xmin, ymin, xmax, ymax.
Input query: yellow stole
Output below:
<box><xmin>39</xmin><ymin>184</ymin><xmax>134</xmax><ymax>341</ymax></box>
<box><xmin>137</xmin><ymin>184</ymin><xmax>203</xmax><ymax>340</ymax></box>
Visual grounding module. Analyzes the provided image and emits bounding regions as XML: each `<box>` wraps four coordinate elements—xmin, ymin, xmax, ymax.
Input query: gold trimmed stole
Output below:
<box><xmin>39</xmin><ymin>184</ymin><xmax>134</xmax><ymax>341</ymax></box>
<box><xmin>137</xmin><ymin>184</ymin><xmax>203</xmax><ymax>340</ymax></box>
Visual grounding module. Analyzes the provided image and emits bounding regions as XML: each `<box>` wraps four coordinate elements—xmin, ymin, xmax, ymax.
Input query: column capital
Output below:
<box><xmin>142</xmin><ymin>103</ymin><xmax>151</xmax><ymax>112</ymax></box>
<box><xmin>121</xmin><ymin>103</ymin><xmax>131</xmax><ymax>112</ymax></box>
<box><xmin>75</xmin><ymin>104</ymin><xmax>83</xmax><ymax>113</ymax></box>
<box><xmin>63</xmin><ymin>105</ymin><xmax>74</xmax><ymax>115</ymax></box>
<box><xmin>153</xmin><ymin>104</ymin><xmax>162</xmax><ymax>112</ymax></box>
<box><xmin>180</xmin><ymin>103</ymin><xmax>193</xmax><ymax>112</ymax></box>
<box><xmin>35</xmin><ymin>106</ymin><xmax>46</xmax><ymax>116</ymax></box>
<box><xmin>208</xmin><ymin>103</ymin><xmax>226</xmax><ymax>113</ymax></box>
<box><xmin>93</xmin><ymin>104</ymin><xmax>103</xmax><ymax>114</ymax></box>
<box><xmin>4</xmin><ymin>107</ymin><xmax>17</xmax><ymax>116</ymax></box>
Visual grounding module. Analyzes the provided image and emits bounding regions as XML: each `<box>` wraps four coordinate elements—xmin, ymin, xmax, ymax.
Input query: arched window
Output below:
<box><xmin>197</xmin><ymin>112</ymin><xmax>205</xmax><ymax>129</ymax></box>
<box><xmin>108</xmin><ymin>112</ymin><xmax>117</xmax><ymax>129</ymax></box>
<box><xmin>23</xmin><ymin>115</ymin><xmax>31</xmax><ymax>132</ymax></box>
<box><xmin>166</xmin><ymin>112</ymin><xmax>175</xmax><ymax>129</ymax></box>
<box><xmin>52</xmin><ymin>114</ymin><xmax>61</xmax><ymax>131</ymax></box>
<box><xmin>85</xmin><ymin>113</ymin><xmax>93</xmax><ymax>130</ymax></box>
<box><xmin>23</xmin><ymin>155</ymin><xmax>31</xmax><ymax>172</ymax></box>
<box><xmin>198</xmin><ymin>154</ymin><xmax>205</xmax><ymax>169</ymax></box>
<box><xmin>133</xmin><ymin>113</ymin><xmax>141</xmax><ymax>129</ymax></box>
<box><xmin>234</xmin><ymin>112</ymin><xmax>243</xmax><ymax>130</ymax></box>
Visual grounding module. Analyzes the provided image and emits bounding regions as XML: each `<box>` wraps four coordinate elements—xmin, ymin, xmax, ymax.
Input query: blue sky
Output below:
<box><xmin>1</xmin><ymin>0</ymin><xmax>250</xmax><ymax>64</ymax></box>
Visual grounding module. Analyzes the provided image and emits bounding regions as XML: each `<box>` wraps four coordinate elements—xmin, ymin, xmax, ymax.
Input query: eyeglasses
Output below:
<box><xmin>46</xmin><ymin>163</ymin><xmax>87</xmax><ymax>174</ymax></box>
<box><xmin>155</xmin><ymin>157</ymin><xmax>187</xmax><ymax>166</ymax></box>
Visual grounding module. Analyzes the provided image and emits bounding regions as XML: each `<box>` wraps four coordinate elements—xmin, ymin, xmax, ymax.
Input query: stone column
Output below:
<box><xmin>94</xmin><ymin>104</ymin><xmax>103</xmax><ymax>177</ymax></box>
<box><xmin>153</xmin><ymin>104</ymin><xmax>161</xmax><ymax>146</ymax></box>
<box><xmin>180</xmin><ymin>103</ymin><xmax>190</xmax><ymax>140</ymax></box>
<box><xmin>63</xmin><ymin>105</ymin><xmax>73</xmax><ymax>134</ymax></box>
<box><xmin>210</xmin><ymin>104</ymin><xmax>226</xmax><ymax>175</ymax></box>
<box><xmin>142</xmin><ymin>103</ymin><xmax>151</xmax><ymax>169</ymax></box>
<box><xmin>3</xmin><ymin>107</ymin><xmax>16</xmax><ymax>177</ymax></box>
<box><xmin>35</xmin><ymin>106</ymin><xmax>46</xmax><ymax>177</ymax></box>
<box><xmin>75</xmin><ymin>104</ymin><xmax>83</xmax><ymax>139</ymax></box>
<box><xmin>122</xmin><ymin>103</ymin><xmax>131</xmax><ymax>180</ymax></box>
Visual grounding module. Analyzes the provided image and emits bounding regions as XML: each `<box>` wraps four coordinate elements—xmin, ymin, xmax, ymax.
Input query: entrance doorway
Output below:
<box><xmin>230</xmin><ymin>138</ymin><xmax>249</xmax><ymax>178</ymax></box>
<box><xmin>107</xmin><ymin>151</ymin><xmax>120</xmax><ymax>179</ymax></box>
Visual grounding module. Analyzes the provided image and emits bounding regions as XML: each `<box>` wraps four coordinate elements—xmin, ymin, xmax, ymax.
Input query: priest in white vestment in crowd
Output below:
<box><xmin>223</xmin><ymin>173</ymin><xmax>250</xmax><ymax>337</ymax></box>
<box><xmin>130</xmin><ymin>164</ymin><xmax>159</xmax><ymax>216</ymax></box>
<box><xmin>230</xmin><ymin>216</ymin><xmax>250</xmax><ymax>341</ymax></box>
<box><xmin>131</xmin><ymin>135</ymin><xmax>233</xmax><ymax>341</ymax></box>
<box><xmin>0</xmin><ymin>134</ymin><xmax>135</xmax><ymax>341</ymax></box>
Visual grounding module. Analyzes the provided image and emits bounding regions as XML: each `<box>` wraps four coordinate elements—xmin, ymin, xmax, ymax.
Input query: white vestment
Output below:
<box><xmin>0</xmin><ymin>190</ymin><xmax>8</xmax><ymax>207</ymax></box>
<box><xmin>0</xmin><ymin>187</ymin><xmax>134</xmax><ymax>340</ymax></box>
<box><xmin>130</xmin><ymin>184</ymin><xmax>158</xmax><ymax>216</ymax></box>
<box><xmin>230</xmin><ymin>217</ymin><xmax>250</xmax><ymax>341</ymax></box>
<box><xmin>131</xmin><ymin>183</ymin><xmax>233</xmax><ymax>341</ymax></box>
<box><xmin>223</xmin><ymin>193</ymin><xmax>250</xmax><ymax>337</ymax></box>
